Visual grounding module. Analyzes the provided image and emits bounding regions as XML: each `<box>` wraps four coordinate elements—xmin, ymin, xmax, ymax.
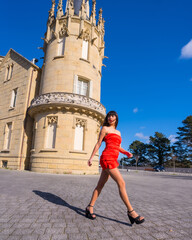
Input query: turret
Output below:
<box><xmin>29</xmin><ymin>0</ymin><xmax>106</xmax><ymax>175</ymax></box>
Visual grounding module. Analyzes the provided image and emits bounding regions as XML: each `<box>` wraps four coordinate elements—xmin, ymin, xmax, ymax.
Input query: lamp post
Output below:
<box><xmin>135</xmin><ymin>155</ymin><xmax>140</xmax><ymax>171</ymax></box>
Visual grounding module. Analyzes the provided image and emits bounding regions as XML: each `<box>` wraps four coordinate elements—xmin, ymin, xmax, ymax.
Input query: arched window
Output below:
<box><xmin>58</xmin><ymin>37</ymin><xmax>66</xmax><ymax>56</ymax></box>
<box><xmin>74</xmin><ymin>119</ymin><xmax>86</xmax><ymax>151</ymax></box>
<box><xmin>4</xmin><ymin>122</ymin><xmax>12</xmax><ymax>150</ymax></box>
<box><xmin>46</xmin><ymin>116</ymin><xmax>58</xmax><ymax>149</ymax></box>
<box><xmin>82</xmin><ymin>40</ymin><xmax>88</xmax><ymax>60</ymax></box>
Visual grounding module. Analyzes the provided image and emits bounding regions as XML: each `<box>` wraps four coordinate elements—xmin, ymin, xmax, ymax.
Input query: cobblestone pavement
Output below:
<box><xmin>0</xmin><ymin>169</ymin><xmax>192</xmax><ymax>240</ymax></box>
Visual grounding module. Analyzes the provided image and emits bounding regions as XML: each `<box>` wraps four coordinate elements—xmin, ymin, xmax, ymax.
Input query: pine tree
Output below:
<box><xmin>176</xmin><ymin>115</ymin><xmax>192</xmax><ymax>161</ymax></box>
<box><xmin>148</xmin><ymin>132</ymin><xmax>171</xmax><ymax>166</ymax></box>
<box><xmin>129</xmin><ymin>140</ymin><xmax>150</xmax><ymax>166</ymax></box>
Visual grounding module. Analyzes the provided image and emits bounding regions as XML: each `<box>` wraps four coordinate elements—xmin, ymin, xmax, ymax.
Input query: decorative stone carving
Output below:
<box><xmin>47</xmin><ymin>116</ymin><xmax>58</xmax><ymax>124</ymax></box>
<box><xmin>78</xmin><ymin>29</ymin><xmax>90</xmax><ymax>41</ymax></box>
<box><xmin>76</xmin><ymin>118</ymin><xmax>86</xmax><ymax>128</ymax></box>
<box><xmin>59</xmin><ymin>23</ymin><xmax>70</xmax><ymax>38</ymax></box>
<box><xmin>30</xmin><ymin>92</ymin><xmax>106</xmax><ymax>116</ymax></box>
<box><xmin>82</xmin><ymin>28</ymin><xmax>90</xmax><ymax>41</ymax></box>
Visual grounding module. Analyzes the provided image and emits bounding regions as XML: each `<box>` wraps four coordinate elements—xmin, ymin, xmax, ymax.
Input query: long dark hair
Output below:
<box><xmin>103</xmin><ymin>111</ymin><xmax>119</xmax><ymax>129</ymax></box>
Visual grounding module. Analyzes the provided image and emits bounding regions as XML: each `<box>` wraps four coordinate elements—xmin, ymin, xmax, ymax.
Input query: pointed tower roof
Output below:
<box><xmin>90</xmin><ymin>0</ymin><xmax>96</xmax><ymax>25</ymax></box>
<box><xmin>65</xmin><ymin>0</ymin><xmax>74</xmax><ymax>15</ymax></box>
<box><xmin>71</xmin><ymin>0</ymin><xmax>89</xmax><ymax>18</ymax></box>
<box><xmin>57</xmin><ymin>0</ymin><xmax>64</xmax><ymax>18</ymax></box>
<box><xmin>48</xmin><ymin>0</ymin><xmax>56</xmax><ymax>24</ymax></box>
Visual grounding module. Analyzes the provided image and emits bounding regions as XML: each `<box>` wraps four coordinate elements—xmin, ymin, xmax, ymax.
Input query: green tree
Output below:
<box><xmin>129</xmin><ymin>140</ymin><xmax>150</xmax><ymax>166</ymax></box>
<box><xmin>148</xmin><ymin>132</ymin><xmax>171</xmax><ymax>166</ymax></box>
<box><xmin>172</xmin><ymin>141</ymin><xmax>189</xmax><ymax>167</ymax></box>
<box><xmin>176</xmin><ymin>115</ymin><xmax>192</xmax><ymax>160</ymax></box>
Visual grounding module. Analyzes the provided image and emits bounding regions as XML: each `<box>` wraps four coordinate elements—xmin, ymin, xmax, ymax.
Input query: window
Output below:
<box><xmin>5</xmin><ymin>64</ymin><xmax>13</xmax><ymax>81</ymax></box>
<box><xmin>58</xmin><ymin>38</ymin><xmax>65</xmax><ymax>56</ymax></box>
<box><xmin>10</xmin><ymin>88</ymin><xmax>17</xmax><ymax>108</ymax></box>
<box><xmin>82</xmin><ymin>40</ymin><xmax>88</xmax><ymax>60</ymax></box>
<box><xmin>74</xmin><ymin>119</ymin><xmax>86</xmax><ymax>151</ymax></box>
<box><xmin>77</xmin><ymin>79</ymin><xmax>88</xmax><ymax>96</ymax></box>
<box><xmin>45</xmin><ymin>117</ymin><xmax>58</xmax><ymax>149</ymax></box>
<box><xmin>73</xmin><ymin>75</ymin><xmax>93</xmax><ymax>98</ymax></box>
<box><xmin>4</xmin><ymin>123</ymin><xmax>12</xmax><ymax>150</ymax></box>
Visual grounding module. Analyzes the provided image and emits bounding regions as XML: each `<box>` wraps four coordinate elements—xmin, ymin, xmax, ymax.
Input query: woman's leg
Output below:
<box><xmin>87</xmin><ymin>169</ymin><xmax>110</xmax><ymax>217</ymax></box>
<box><xmin>106</xmin><ymin>168</ymin><xmax>144</xmax><ymax>220</ymax></box>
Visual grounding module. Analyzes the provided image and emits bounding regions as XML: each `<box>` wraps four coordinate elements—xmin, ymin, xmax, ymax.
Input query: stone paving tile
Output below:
<box><xmin>0</xmin><ymin>228</ymin><xmax>16</xmax><ymax>235</ymax></box>
<box><xmin>51</xmin><ymin>234</ymin><xmax>68</xmax><ymax>240</ymax></box>
<box><xmin>7</xmin><ymin>236</ymin><xmax>22</xmax><ymax>240</ymax></box>
<box><xmin>141</xmin><ymin>234</ymin><xmax>156</xmax><ymax>240</ymax></box>
<box><xmin>12</xmin><ymin>228</ymin><xmax>34</xmax><ymax>235</ymax></box>
<box><xmin>0</xmin><ymin>169</ymin><xmax>192</xmax><ymax>240</ymax></box>
<box><xmin>32</xmin><ymin>227</ymin><xmax>46</xmax><ymax>235</ymax></box>
<box><xmin>20</xmin><ymin>235</ymin><xmax>39</xmax><ymax>240</ymax></box>
<box><xmin>151</xmin><ymin>232</ymin><xmax>170</xmax><ymax>239</ymax></box>
<box><xmin>45</xmin><ymin>227</ymin><xmax>65</xmax><ymax>234</ymax></box>
<box><xmin>68</xmin><ymin>233</ymin><xmax>88</xmax><ymax>240</ymax></box>
<box><xmin>37</xmin><ymin>235</ymin><xmax>52</xmax><ymax>240</ymax></box>
<box><xmin>0</xmin><ymin>235</ymin><xmax>9</xmax><ymax>240</ymax></box>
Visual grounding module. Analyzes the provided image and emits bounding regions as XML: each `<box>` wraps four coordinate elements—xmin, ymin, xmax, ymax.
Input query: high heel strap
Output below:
<box><xmin>88</xmin><ymin>204</ymin><xmax>94</xmax><ymax>207</ymax></box>
<box><xmin>128</xmin><ymin>209</ymin><xmax>134</xmax><ymax>214</ymax></box>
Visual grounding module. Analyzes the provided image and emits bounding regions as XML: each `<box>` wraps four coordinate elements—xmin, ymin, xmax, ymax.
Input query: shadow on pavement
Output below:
<box><xmin>33</xmin><ymin>190</ymin><xmax>131</xmax><ymax>227</ymax></box>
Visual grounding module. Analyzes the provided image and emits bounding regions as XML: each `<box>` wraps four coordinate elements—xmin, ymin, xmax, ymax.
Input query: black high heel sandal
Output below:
<box><xmin>127</xmin><ymin>209</ymin><xmax>145</xmax><ymax>225</ymax></box>
<box><xmin>85</xmin><ymin>204</ymin><xmax>96</xmax><ymax>220</ymax></box>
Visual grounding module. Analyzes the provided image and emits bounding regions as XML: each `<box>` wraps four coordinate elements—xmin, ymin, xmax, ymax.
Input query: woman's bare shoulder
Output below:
<box><xmin>100</xmin><ymin>126</ymin><xmax>110</xmax><ymax>136</ymax></box>
<box><xmin>102</xmin><ymin>126</ymin><xmax>109</xmax><ymax>132</ymax></box>
<box><xmin>116</xmin><ymin>130</ymin><xmax>121</xmax><ymax>136</ymax></box>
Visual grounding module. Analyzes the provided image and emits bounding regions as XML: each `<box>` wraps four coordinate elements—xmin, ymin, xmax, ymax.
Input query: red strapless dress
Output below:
<box><xmin>100</xmin><ymin>133</ymin><xmax>132</xmax><ymax>170</ymax></box>
<box><xmin>100</xmin><ymin>133</ymin><xmax>122</xmax><ymax>170</ymax></box>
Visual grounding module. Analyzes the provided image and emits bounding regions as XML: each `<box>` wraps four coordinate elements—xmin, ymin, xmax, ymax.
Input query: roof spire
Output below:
<box><xmin>48</xmin><ymin>0</ymin><xmax>56</xmax><ymax>24</ymax></box>
<box><xmin>90</xmin><ymin>0</ymin><xmax>96</xmax><ymax>25</ymax></box>
<box><xmin>57</xmin><ymin>0</ymin><xmax>64</xmax><ymax>18</ymax></box>
<box><xmin>98</xmin><ymin>8</ymin><xmax>103</xmax><ymax>24</ymax></box>
<box><xmin>80</xmin><ymin>0</ymin><xmax>86</xmax><ymax>19</ymax></box>
<box><xmin>85</xmin><ymin>0</ymin><xmax>90</xmax><ymax>18</ymax></box>
<box><xmin>65</xmin><ymin>0</ymin><xmax>74</xmax><ymax>15</ymax></box>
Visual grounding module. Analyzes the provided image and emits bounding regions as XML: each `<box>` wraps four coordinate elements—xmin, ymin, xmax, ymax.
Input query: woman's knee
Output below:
<box><xmin>118</xmin><ymin>179</ymin><xmax>126</xmax><ymax>189</ymax></box>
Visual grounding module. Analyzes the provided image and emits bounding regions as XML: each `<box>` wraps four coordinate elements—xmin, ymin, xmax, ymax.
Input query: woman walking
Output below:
<box><xmin>86</xmin><ymin>111</ymin><xmax>145</xmax><ymax>225</ymax></box>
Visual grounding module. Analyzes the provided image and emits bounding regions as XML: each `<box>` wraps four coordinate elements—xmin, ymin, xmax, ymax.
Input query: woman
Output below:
<box><xmin>86</xmin><ymin>111</ymin><xmax>145</xmax><ymax>225</ymax></box>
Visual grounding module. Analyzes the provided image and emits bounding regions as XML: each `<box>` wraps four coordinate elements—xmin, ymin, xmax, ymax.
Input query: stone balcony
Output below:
<box><xmin>28</xmin><ymin>92</ymin><xmax>106</xmax><ymax>120</ymax></box>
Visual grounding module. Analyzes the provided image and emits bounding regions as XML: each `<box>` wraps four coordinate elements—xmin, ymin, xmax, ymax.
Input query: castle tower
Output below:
<box><xmin>28</xmin><ymin>0</ymin><xmax>106</xmax><ymax>174</ymax></box>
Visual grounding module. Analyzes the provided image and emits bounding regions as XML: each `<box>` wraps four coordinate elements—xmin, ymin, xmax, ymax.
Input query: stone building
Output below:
<box><xmin>0</xmin><ymin>0</ymin><xmax>106</xmax><ymax>174</ymax></box>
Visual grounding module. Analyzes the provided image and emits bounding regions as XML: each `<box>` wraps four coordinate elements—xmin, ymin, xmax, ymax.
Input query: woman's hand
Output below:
<box><xmin>127</xmin><ymin>152</ymin><xmax>133</xmax><ymax>158</ymax></box>
<box><xmin>88</xmin><ymin>159</ymin><xmax>92</xmax><ymax>167</ymax></box>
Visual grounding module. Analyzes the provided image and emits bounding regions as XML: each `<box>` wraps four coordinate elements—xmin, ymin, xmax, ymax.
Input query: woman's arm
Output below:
<box><xmin>119</xmin><ymin>146</ymin><xmax>133</xmax><ymax>158</ymax></box>
<box><xmin>88</xmin><ymin>127</ymin><xmax>107</xmax><ymax>166</ymax></box>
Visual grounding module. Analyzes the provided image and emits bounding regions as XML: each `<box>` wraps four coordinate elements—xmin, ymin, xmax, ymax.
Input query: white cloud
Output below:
<box><xmin>133</xmin><ymin>108</ymin><xmax>138</xmax><ymax>113</ymax></box>
<box><xmin>140</xmin><ymin>126</ymin><xmax>146</xmax><ymax>129</ymax></box>
<box><xmin>180</xmin><ymin>40</ymin><xmax>192</xmax><ymax>59</ymax></box>
<box><xmin>135</xmin><ymin>132</ymin><xmax>149</xmax><ymax>142</ymax></box>
<box><xmin>169</xmin><ymin>135</ymin><xmax>177</xmax><ymax>143</ymax></box>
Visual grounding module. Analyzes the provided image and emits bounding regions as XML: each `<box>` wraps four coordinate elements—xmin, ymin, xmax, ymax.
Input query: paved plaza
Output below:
<box><xmin>0</xmin><ymin>169</ymin><xmax>192</xmax><ymax>240</ymax></box>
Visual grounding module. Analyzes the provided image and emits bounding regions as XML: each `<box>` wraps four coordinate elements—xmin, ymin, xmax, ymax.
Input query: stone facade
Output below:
<box><xmin>0</xmin><ymin>0</ymin><xmax>106</xmax><ymax>174</ymax></box>
<box><xmin>0</xmin><ymin>49</ymin><xmax>41</xmax><ymax>170</ymax></box>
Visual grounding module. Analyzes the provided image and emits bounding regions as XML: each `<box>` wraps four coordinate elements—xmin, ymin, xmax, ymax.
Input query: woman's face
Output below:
<box><xmin>107</xmin><ymin>114</ymin><xmax>116</xmax><ymax>126</ymax></box>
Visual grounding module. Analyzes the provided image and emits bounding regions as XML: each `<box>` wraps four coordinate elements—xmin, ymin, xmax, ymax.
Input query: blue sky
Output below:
<box><xmin>1</xmin><ymin>0</ymin><xmax>192</xmax><ymax>155</ymax></box>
